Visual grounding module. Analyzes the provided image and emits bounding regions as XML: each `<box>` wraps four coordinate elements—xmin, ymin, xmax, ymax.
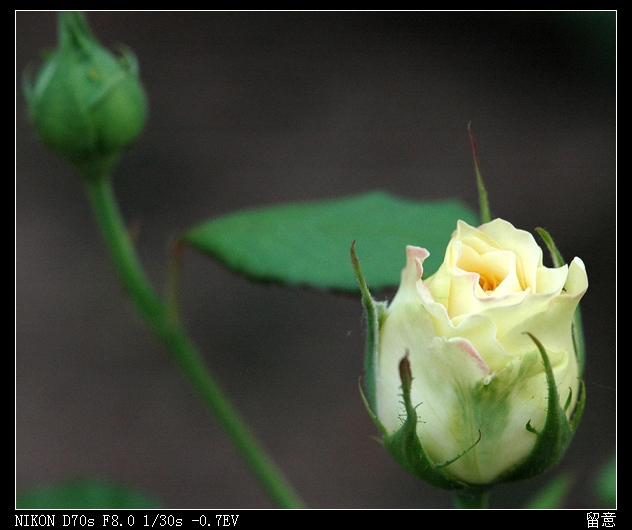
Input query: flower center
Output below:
<box><xmin>457</xmin><ymin>245</ymin><xmax>510</xmax><ymax>294</ymax></box>
<box><xmin>478</xmin><ymin>273</ymin><xmax>499</xmax><ymax>292</ymax></box>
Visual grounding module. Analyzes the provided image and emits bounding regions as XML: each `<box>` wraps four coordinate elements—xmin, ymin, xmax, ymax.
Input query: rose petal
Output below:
<box><xmin>408</xmin><ymin>337</ymin><xmax>545</xmax><ymax>484</ymax></box>
<box><xmin>389</xmin><ymin>245</ymin><xmax>429</xmax><ymax>309</ymax></box>
<box><xmin>477</xmin><ymin>219</ymin><xmax>544</xmax><ymax>290</ymax></box>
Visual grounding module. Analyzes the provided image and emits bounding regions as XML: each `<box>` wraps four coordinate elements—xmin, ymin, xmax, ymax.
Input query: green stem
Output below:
<box><xmin>453</xmin><ymin>488</ymin><xmax>489</xmax><ymax>509</ymax></box>
<box><xmin>83</xmin><ymin>174</ymin><xmax>304</xmax><ymax>509</ymax></box>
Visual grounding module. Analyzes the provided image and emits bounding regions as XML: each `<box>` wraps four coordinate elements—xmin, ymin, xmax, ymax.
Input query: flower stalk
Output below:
<box><xmin>453</xmin><ymin>488</ymin><xmax>489</xmax><ymax>509</ymax></box>
<box><xmin>84</xmin><ymin>172</ymin><xmax>304</xmax><ymax>508</ymax></box>
<box><xmin>25</xmin><ymin>11</ymin><xmax>304</xmax><ymax>509</ymax></box>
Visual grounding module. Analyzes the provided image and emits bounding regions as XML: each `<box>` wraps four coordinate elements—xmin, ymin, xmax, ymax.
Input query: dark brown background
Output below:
<box><xmin>16</xmin><ymin>11</ymin><xmax>615</xmax><ymax>508</ymax></box>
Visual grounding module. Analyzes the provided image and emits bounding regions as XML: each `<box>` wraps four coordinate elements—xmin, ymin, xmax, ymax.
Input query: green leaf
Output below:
<box><xmin>596</xmin><ymin>454</ymin><xmax>616</xmax><ymax>508</ymax></box>
<box><xmin>525</xmin><ymin>473</ymin><xmax>573</xmax><ymax>508</ymax></box>
<box><xmin>184</xmin><ymin>191</ymin><xmax>477</xmax><ymax>291</ymax></box>
<box><xmin>16</xmin><ymin>479</ymin><xmax>161</xmax><ymax>509</ymax></box>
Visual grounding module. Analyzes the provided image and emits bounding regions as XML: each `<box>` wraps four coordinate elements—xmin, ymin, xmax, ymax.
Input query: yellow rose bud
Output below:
<box><xmin>369</xmin><ymin>219</ymin><xmax>587</xmax><ymax>486</ymax></box>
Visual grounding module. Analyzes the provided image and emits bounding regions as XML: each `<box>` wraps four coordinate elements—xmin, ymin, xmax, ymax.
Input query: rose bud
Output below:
<box><xmin>23</xmin><ymin>12</ymin><xmax>147</xmax><ymax>179</ymax></box>
<box><xmin>353</xmin><ymin>219</ymin><xmax>587</xmax><ymax>489</ymax></box>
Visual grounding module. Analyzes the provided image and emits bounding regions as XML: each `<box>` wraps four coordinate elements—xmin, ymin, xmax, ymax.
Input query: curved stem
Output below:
<box><xmin>453</xmin><ymin>488</ymin><xmax>489</xmax><ymax>509</ymax></box>
<box><xmin>83</xmin><ymin>175</ymin><xmax>304</xmax><ymax>509</ymax></box>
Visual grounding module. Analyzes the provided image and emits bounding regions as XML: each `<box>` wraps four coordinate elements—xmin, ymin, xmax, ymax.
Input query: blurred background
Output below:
<box><xmin>16</xmin><ymin>11</ymin><xmax>615</xmax><ymax>508</ymax></box>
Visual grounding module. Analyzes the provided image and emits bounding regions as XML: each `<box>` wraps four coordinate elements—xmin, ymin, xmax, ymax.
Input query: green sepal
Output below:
<box><xmin>382</xmin><ymin>357</ymin><xmax>473</xmax><ymax>490</ymax></box>
<box><xmin>570</xmin><ymin>379</ymin><xmax>586</xmax><ymax>432</ymax></box>
<box><xmin>359</xmin><ymin>356</ymin><xmax>473</xmax><ymax>491</ymax></box>
<box><xmin>358</xmin><ymin>375</ymin><xmax>388</xmax><ymax>440</ymax></box>
<box><xmin>468</xmin><ymin>123</ymin><xmax>491</xmax><ymax>224</ymax></box>
<box><xmin>350</xmin><ymin>241</ymin><xmax>387</xmax><ymax>412</ymax></box>
<box><xmin>352</xmin><ymin>245</ymin><xmax>473</xmax><ymax>490</ymax></box>
<box><xmin>498</xmin><ymin>333</ymin><xmax>585</xmax><ymax>483</ymax></box>
<box><xmin>536</xmin><ymin>227</ymin><xmax>586</xmax><ymax>376</ymax></box>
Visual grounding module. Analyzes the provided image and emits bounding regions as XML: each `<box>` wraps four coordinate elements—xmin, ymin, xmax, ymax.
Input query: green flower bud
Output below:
<box><xmin>352</xmin><ymin>219</ymin><xmax>588</xmax><ymax>491</ymax></box>
<box><xmin>23</xmin><ymin>12</ymin><xmax>147</xmax><ymax>178</ymax></box>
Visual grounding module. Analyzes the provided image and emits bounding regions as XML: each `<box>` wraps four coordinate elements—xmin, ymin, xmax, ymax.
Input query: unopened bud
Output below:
<box><xmin>23</xmin><ymin>12</ymin><xmax>147</xmax><ymax>178</ymax></box>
